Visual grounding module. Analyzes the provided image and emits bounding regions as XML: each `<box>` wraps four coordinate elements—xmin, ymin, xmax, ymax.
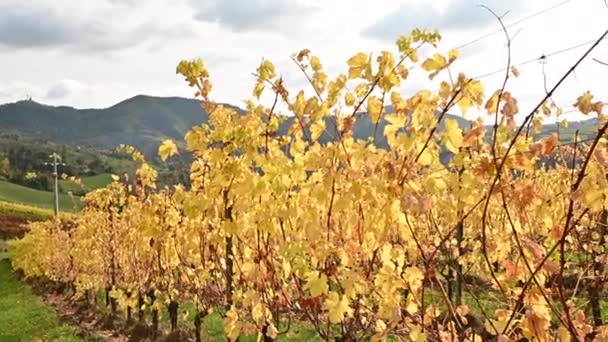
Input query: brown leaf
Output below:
<box><xmin>296</xmin><ymin>49</ymin><xmax>311</xmax><ymax>62</ymax></box>
<box><xmin>594</xmin><ymin>148</ymin><xmax>608</xmax><ymax>167</ymax></box>
<box><xmin>511</xmin><ymin>66</ymin><xmax>520</xmax><ymax>77</ymax></box>
<box><xmin>522</xmin><ymin>238</ymin><xmax>545</xmax><ymax>260</ymax></box>
<box><xmin>532</xmin><ymin>133</ymin><xmax>558</xmax><ymax>156</ymax></box>
<box><xmin>462</xmin><ymin>125</ymin><xmax>485</xmax><ymax>147</ymax></box>
<box><xmin>418</xmin><ymin>195</ymin><xmax>433</xmax><ymax>213</ymax></box>
<box><xmin>542</xmin><ymin>259</ymin><xmax>560</xmax><ymax>274</ymax></box>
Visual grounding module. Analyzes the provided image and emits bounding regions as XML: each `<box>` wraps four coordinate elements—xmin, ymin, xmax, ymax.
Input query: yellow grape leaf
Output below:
<box><xmin>444</xmin><ymin>119</ymin><xmax>463</xmax><ymax>153</ymax></box>
<box><xmin>347</xmin><ymin>52</ymin><xmax>369</xmax><ymax>79</ymax></box>
<box><xmin>402</xmin><ymin>293</ymin><xmax>417</xmax><ymax>314</ymax></box>
<box><xmin>583</xmin><ymin>185</ymin><xmax>604</xmax><ymax>212</ymax></box>
<box><xmin>252</xmin><ymin>302</ymin><xmax>271</xmax><ymax>326</ymax></box>
<box><xmin>305</xmin><ymin>271</ymin><xmax>329</xmax><ymax>297</ymax></box>
<box><xmin>520</xmin><ymin>311</ymin><xmax>550</xmax><ymax>340</ymax></box>
<box><xmin>448</xmin><ymin>49</ymin><xmax>459</xmax><ymax>62</ymax></box>
<box><xmin>368</xmin><ymin>96</ymin><xmax>383</xmax><ymax>124</ymax></box>
<box><xmin>438</xmin><ymin>81</ymin><xmax>451</xmax><ymax>101</ymax></box>
<box><xmin>312</xmin><ymin>72</ymin><xmax>328</xmax><ymax>94</ymax></box>
<box><xmin>409</xmin><ymin>325</ymin><xmax>427</xmax><ymax>342</ymax></box>
<box><xmin>377</xmin><ymin>51</ymin><xmax>395</xmax><ymax>72</ymax></box>
<box><xmin>384</xmin><ymin>114</ymin><xmax>407</xmax><ymax>148</ymax></box>
<box><xmin>560</xmin><ymin>119</ymin><xmax>569</xmax><ymax>128</ymax></box>
<box><xmin>532</xmin><ymin>117</ymin><xmax>543</xmax><ymax>134</ymax></box>
<box><xmin>355</xmin><ymin>83</ymin><xmax>368</xmax><ymax>97</ymax></box>
<box><xmin>224</xmin><ymin>308</ymin><xmax>242</xmax><ymax>342</ymax></box>
<box><xmin>374</xmin><ymin>319</ymin><xmax>387</xmax><ymax>338</ymax></box>
<box><xmin>418</xmin><ymin>148</ymin><xmax>433</xmax><ymax>165</ymax></box>
<box><xmin>258</xmin><ymin>59</ymin><xmax>276</xmax><ymax>80</ymax></box>
<box><xmin>310</xmin><ymin>56</ymin><xmax>322</xmax><ymax>72</ymax></box>
<box><xmin>253</xmin><ymin>82</ymin><xmax>265</xmax><ymax>98</ymax></box>
<box><xmin>421</xmin><ymin>53</ymin><xmax>447</xmax><ymax>80</ymax></box>
<box><xmin>485</xmin><ymin>91</ymin><xmax>500</xmax><ymax>114</ymax></box>
<box><xmin>458</xmin><ymin>77</ymin><xmax>485</xmax><ymax>115</ymax></box>
<box><xmin>396</xmin><ymin>64</ymin><xmax>409</xmax><ymax>79</ymax></box>
<box><xmin>310</xmin><ymin>120</ymin><xmax>326</xmax><ymax>141</ymax></box>
<box><xmin>404</xmin><ymin>266</ymin><xmax>424</xmax><ymax>292</ymax></box>
<box><xmin>323</xmin><ymin>292</ymin><xmax>352</xmax><ymax>323</ymax></box>
<box><xmin>345</xmin><ymin>92</ymin><xmax>356</xmax><ymax>106</ymax></box>
<box><xmin>382</xmin><ymin>72</ymin><xmax>401</xmax><ymax>92</ymax></box>
<box><xmin>136</xmin><ymin>163</ymin><xmax>158</xmax><ymax>188</ymax></box>
<box><xmin>292</xmin><ymin>91</ymin><xmax>306</xmax><ymax>116</ymax></box>
<box><xmin>158</xmin><ymin>139</ymin><xmax>178</xmax><ymax>161</ymax></box>
<box><xmin>390</xmin><ymin>91</ymin><xmax>408</xmax><ymax>114</ymax></box>
<box><xmin>557</xmin><ymin>326</ymin><xmax>571</xmax><ymax>342</ymax></box>
<box><xmin>574</xmin><ymin>91</ymin><xmax>604</xmax><ymax>115</ymax></box>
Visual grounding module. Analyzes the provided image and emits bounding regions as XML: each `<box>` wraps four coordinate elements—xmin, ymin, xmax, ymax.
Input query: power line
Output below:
<box><xmin>426</xmin><ymin>37</ymin><xmax>601</xmax><ymax>95</ymax></box>
<box><xmin>452</xmin><ymin>0</ymin><xmax>575</xmax><ymax>51</ymax></box>
<box><xmin>471</xmin><ymin>38</ymin><xmax>597</xmax><ymax>80</ymax></box>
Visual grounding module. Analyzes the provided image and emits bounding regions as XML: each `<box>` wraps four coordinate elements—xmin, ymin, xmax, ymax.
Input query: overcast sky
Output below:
<box><xmin>1</xmin><ymin>0</ymin><xmax>607</xmax><ymax>122</ymax></box>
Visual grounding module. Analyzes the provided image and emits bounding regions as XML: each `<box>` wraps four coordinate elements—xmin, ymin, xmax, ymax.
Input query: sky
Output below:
<box><xmin>0</xmin><ymin>0</ymin><xmax>607</xmax><ymax>122</ymax></box>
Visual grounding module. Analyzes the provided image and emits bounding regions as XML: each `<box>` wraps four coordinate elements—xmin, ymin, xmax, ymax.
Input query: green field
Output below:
<box><xmin>0</xmin><ymin>259</ymin><xmax>84</xmax><ymax>342</ymax></box>
<box><xmin>0</xmin><ymin>180</ymin><xmax>81</xmax><ymax>211</ymax></box>
<box><xmin>59</xmin><ymin>173</ymin><xmax>113</xmax><ymax>195</ymax></box>
<box><xmin>81</xmin><ymin>173</ymin><xmax>113</xmax><ymax>189</ymax></box>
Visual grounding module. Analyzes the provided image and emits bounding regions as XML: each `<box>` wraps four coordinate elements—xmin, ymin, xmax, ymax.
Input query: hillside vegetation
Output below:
<box><xmin>0</xmin><ymin>180</ymin><xmax>80</xmax><ymax>211</ymax></box>
<box><xmin>0</xmin><ymin>201</ymin><xmax>53</xmax><ymax>239</ymax></box>
<box><xmin>58</xmin><ymin>173</ymin><xmax>113</xmax><ymax>196</ymax></box>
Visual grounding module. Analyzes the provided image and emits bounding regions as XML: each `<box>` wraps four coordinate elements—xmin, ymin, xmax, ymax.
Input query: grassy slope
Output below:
<box><xmin>81</xmin><ymin>173</ymin><xmax>113</xmax><ymax>189</ymax></box>
<box><xmin>0</xmin><ymin>201</ymin><xmax>53</xmax><ymax>240</ymax></box>
<box><xmin>0</xmin><ymin>259</ymin><xmax>84</xmax><ymax>342</ymax></box>
<box><xmin>59</xmin><ymin>173</ymin><xmax>113</xmax><ymax>194</ymax></box>
<box><xmin>0</xmin><ymin>180</ymin><xmax>81</xmax><ymax>211</ymax></box>
<box><xmin>0</xmin><ymin>200</ymin><xmax>53</xmax><ymax>221</ymax></box>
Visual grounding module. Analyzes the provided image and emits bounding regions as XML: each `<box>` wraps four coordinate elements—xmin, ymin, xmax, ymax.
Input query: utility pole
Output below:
<box><xmin>44</xmin><ymin>153</ymin><xmax>65</xmax><ymax>216</ymax></box>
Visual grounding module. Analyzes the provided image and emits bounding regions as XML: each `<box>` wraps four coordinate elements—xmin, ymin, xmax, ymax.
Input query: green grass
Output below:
<box><xmin>0</xmin><ymin>259</ymin><xmax>84</xmax><ymax>341</ymax></box>
<box><xmin>81</xmin><ymin>173</ymin><xmax>113</xmax><ymax>189</ymax></box>
<box><xmin>0</xmin><ymin>180</ymin><xmax>81</xmax><ymax>211</ymax></box>
<box><xmin>59</xmin><ymin>173</ymin><xmax>113</xmax><ymax>195</ymax></box>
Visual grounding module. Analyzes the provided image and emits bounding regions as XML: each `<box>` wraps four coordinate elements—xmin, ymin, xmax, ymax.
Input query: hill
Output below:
<box><xmin>0</xmin><ymin>96</ymin><xmax>230</xmax><ymax>157</ymax></box>
<box><xmin>0</xmin><ymin>180</ymin><xmax>81</xmax><ymax>211</ymax></box>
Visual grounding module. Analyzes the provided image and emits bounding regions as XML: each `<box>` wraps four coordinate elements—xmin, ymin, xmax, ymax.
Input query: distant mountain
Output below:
<box><xmin>0</xmin><ymin>95</ymin><xmax>600</xmax><ymax>157</ymax></box>
<box><xmin>0</xmin><ymin>95</ymin><xmax>227</xmax><ymax>157</ymax></box>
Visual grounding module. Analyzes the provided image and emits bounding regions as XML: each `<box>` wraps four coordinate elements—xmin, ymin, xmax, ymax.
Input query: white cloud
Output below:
<box><xmin>45</xmin><ymin>80</ymin><xmax>88</xmax><ymax>100</ymax></box>
<box><xmin>363</xmin><ymin>0</ymin><xmax>529</xmax><ymax>41</ymax></box>
<box><xmin>190</xmin><ymin>0</ymin><xmax>322</xmax><ymax>33</ymax></box>
<box><xmin>0</xmin><ymin>0</ymin><xmax>191</xmax><ymax>52</ymax></box>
